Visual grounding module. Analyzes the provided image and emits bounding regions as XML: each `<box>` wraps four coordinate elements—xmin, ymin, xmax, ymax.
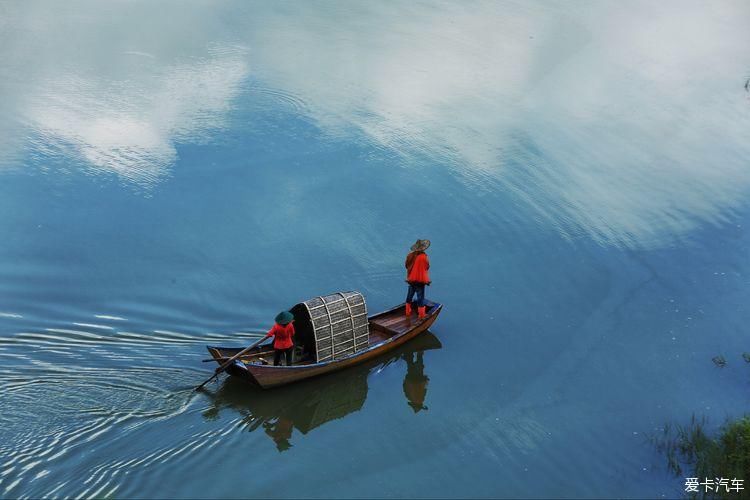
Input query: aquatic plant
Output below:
<box><xmin>712</xmin><ymin>355</ymin><xmax>727</xmax><ymax>368</ymax></box>
<box><xmin>655</xmin><ymin>415</ymin><xmax>750</xmax><ymax>499</ymax></box>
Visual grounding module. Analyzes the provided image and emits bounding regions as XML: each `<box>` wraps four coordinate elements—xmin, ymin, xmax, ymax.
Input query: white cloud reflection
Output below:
<box><xmin>0</xmin><ymin>2</ymin><xmax>248</xmax><ymax>187</ymax></box>
<box><xmin>240</xmin><ymin>0</ymin><xmax>750</xmax><ymax>248</ymax></box>
<box><xmin>2</xmin><ymin>0</ymin><xmax>749</xmax><ymax>247</ymax></box>
<box><xmin>23</xmin><ymin>55</ymin><xmax>247</xmax><ymax>186</ymax></box>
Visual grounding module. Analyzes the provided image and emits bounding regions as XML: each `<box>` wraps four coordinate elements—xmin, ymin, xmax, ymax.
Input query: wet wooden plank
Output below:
<box><xmin>367</xmin><ymin>329</ymin><xmax>391</xmax><ymax>344</ymax></box>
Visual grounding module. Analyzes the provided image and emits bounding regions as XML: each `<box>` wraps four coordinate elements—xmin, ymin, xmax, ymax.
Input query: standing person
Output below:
<box><xmin>265</xmin><ymin>311</ymin><xmax>295</xmax><ymax>366</ymax></box>
<box><xmin>404</xmin><ymin>239</ymin><xmax>431</xmax><ymax>319</ymax></box>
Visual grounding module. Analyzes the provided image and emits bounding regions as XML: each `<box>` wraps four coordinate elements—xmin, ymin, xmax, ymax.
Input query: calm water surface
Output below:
<box><xmin>1</xmin><ymin>1</ymin><xmax>749</xmax><ymax>498</ymax></box>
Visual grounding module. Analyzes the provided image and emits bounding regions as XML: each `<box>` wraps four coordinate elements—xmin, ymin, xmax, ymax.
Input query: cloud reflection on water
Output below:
<box><xmin>0</xmin><ymin>2</ymin><xmax>248</xmax><ymax>187</ymax></box>
<box><xmin>242</xmin><ymin>1</ymin><xmax>750</xmax><ymax>248</ymax></box>
<box><xmin>2</xmin><ymin>1</ymin><xmax>749</xmax><ymax>247</ymax></box>
<box><xmin>22</xmin><ymin>52</ymin><xmax>247</xmax><ymax>187</ymax></box>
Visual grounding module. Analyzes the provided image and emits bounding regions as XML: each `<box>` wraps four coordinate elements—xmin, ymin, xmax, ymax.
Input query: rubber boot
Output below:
<box><xmin>405</xmin><ymin>303</ymin><xmax>412</xmax><ymax>316</ymax></box>
<box><xmin>418</xmin><ymin>306</ymin><xmax>426</xmax><ymax>319</ymax></box>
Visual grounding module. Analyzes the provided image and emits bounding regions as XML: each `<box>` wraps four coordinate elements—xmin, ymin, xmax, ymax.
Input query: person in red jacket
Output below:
<box><xmin>404</xmin><ymin>239</ymin><xmax>431</xmax><ymax>319</ymax></box>
<box><xmin>265</xmin><ymin>311</ymin><xmax>295</xmax><ymax>366</ymax></box>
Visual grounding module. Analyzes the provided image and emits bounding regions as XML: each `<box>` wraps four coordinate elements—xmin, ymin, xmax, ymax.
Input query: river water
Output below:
<box><xmin>1</xmin><ymin>1</ymin><xmax>749</xmax><ymax>498</ymax></box>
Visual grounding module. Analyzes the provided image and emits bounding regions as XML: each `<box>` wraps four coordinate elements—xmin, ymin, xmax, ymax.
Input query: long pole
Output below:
<box><xmin>194</xmin><ymin>336</ymin><xmax>267</xmax><ymax>391</ymax></box>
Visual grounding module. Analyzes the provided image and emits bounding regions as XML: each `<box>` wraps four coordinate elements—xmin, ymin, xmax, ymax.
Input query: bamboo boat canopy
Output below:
<box><xmin>291</xmin><ymin>291</ymin><xmax>369</xmax><ymax>363</ymax></box>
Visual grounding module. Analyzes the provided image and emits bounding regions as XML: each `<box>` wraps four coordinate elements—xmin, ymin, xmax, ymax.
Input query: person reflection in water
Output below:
<box><xmin>263</xmin><ymin>416</ymin><xmax>294</xmax><ymax>452</ymax></box>
<box><xmin>403</xmin><ymin>351</ymin><xmax>429</xmax><ymax>412</ymax></box>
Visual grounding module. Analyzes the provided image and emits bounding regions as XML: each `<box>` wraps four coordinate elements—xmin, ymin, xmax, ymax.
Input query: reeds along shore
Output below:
<box><xmin>655</xmin><ymin>414</ymin><xmax>750</xmax><ymax>499</ymax></box>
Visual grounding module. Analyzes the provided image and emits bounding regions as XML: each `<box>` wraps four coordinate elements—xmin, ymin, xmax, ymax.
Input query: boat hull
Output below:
<box><xmin>209</xmin><ymin>302</ymin><xmax>442</xmax><ymax>389</ymax></box>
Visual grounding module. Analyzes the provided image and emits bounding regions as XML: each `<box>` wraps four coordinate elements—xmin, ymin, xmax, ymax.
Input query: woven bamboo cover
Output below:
<box><xmin>300</xmin><ymin>291</ymin><xmax>369</xmax><ymax>362</ymax></box>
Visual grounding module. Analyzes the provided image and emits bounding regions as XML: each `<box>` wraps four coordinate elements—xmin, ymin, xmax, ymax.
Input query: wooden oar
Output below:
<box><xmin>195</xmin><ymin>337</ymin><xmax>266</xmax><ymax>391</ymax></box>
<box><xmin>201</xmin><ymin>353</ymin><xmax>269</xmax><ymax>362</ymax></box>
<box><xmin>201</xmin><ymin>342</ymin><xmax>273</xmax><ymax>362</ymax></box>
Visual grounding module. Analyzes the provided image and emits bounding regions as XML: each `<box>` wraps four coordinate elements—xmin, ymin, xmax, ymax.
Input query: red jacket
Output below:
<box><xmin>265</xmin><ymin>322</ymin><xmax>295</xmax><ymax>350</ymax></box>
<box><xmin>405</xmin><ymin>251</ymin><xmax>430</xmax><ymax>284</ymax></box>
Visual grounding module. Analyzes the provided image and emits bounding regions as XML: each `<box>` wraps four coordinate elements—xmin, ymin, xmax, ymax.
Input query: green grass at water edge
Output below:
<box><xmin>655</xmin><ymin>415</ymin><xmax>750</xmax><ymax>499</ymax></box>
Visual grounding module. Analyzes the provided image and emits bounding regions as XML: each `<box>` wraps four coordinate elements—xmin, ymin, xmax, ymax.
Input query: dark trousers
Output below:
<box><xmin>406</xmin><ymin>283</ymin><xmax>426</xmax><ymax>307</ymax></box>
<box><xmin>274</xmin><ymin>347</ymin><xmax>293</xmax><ymax>366</ymax></box>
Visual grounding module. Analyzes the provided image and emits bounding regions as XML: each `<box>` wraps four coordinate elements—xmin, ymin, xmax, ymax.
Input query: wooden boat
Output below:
<box><xmin>207</xmin><ymin>291</ymin><xmax>442</xmax><ymax>389</ymax></box>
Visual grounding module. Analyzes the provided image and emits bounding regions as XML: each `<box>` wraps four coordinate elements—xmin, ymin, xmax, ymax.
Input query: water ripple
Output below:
<box><xmin>248</xmin><ymin>85</ymin><xmax>309</xmax><ymax>114</ymax></box>
<box><xmin>0</xmin><ymin>360</ymin><xmax>199</xmax><ymax>498</ymax></box>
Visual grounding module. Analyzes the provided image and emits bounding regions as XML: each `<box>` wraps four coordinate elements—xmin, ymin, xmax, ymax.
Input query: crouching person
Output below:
<box><xmin>266</xmin><ymin>311</ymin><xmax>295</xmax><ymax>366</ymax></box>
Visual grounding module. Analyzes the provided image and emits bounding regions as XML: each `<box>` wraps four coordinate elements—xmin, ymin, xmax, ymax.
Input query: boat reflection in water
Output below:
<box><xmin>202</xmin><ymin>332</ymin><xmax>442</xmax><ymax>451</ymax></box>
